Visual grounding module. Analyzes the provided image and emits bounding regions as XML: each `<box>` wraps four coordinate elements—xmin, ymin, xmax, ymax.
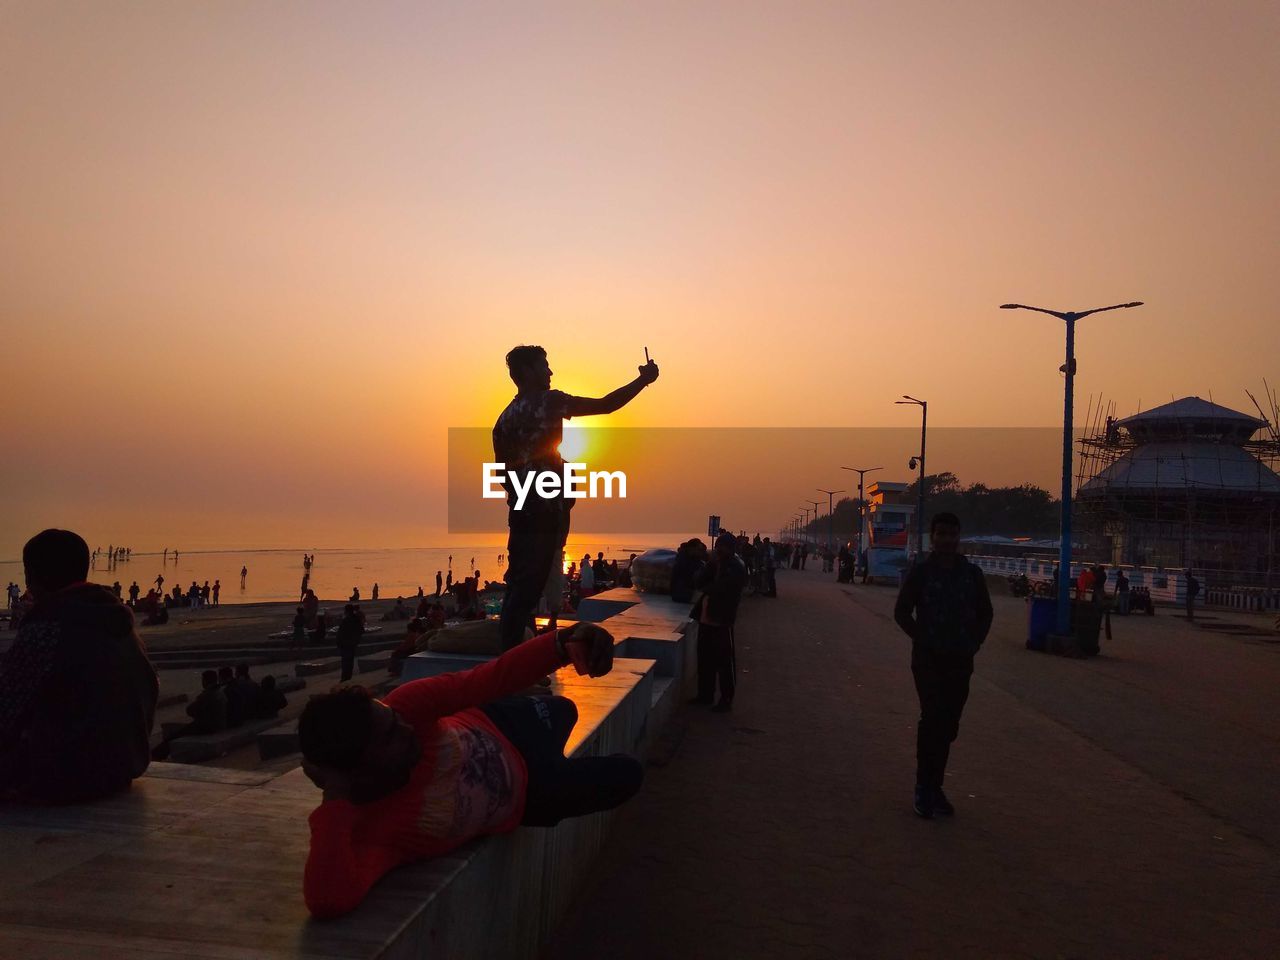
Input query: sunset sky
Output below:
<box><xmin>2</xmin><ymin>1</ymin><xmax>1277</xmax><ymax>557</ymax></box>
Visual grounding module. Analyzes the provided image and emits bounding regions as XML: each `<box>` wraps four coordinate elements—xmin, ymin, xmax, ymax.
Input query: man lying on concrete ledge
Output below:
<box><xmin>299</xmin><ymin>621</ymin><xmax>644</xmax><ymax>919</ymax></box>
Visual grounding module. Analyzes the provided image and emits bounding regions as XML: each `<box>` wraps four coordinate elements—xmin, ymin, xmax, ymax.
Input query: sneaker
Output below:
<box><xmin>913</xmin><ymin>784</ymin><xmax>935</xmax><ymax>819</ymax></box>
<box><xmin>933</xmin><ymin>788</ymin><xmax>955</xmax><ymax>816</ymax></box>
<box><xmin>711</xmin><ymin>699</ymin><xmax>733</xmax><ymax>713</ymax></box>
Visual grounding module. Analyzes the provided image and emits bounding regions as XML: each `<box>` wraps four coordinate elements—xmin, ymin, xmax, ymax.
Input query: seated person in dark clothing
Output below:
<box><xmin>389</xmin><ymin>618</ymin><xmax>430</xmax><ymax>676</ymax></box>
<box><xmin>427</xmin><ymin>603</ymin><xmax>447</xmax><ymax>630</ymax></box>
<box><xmin>1</xmin><ymin>528</ymin><xmax>159</xmax><ymax>804</ymax></box>
<box><xmin>189</xmin><ymin>670</ymin><xmax>229</xmax><ymax>733</ymax></box>
<box><xmin>252</xmin><ymin>675</ymin><xmax>288</xmax><ymax>719</ymax></box>
<box><xmin>227</xmin><ymin>663</ymin><xmax>261</xmax><ymax>726</ymax></box>
<box><xmin>669</xmin><ymin>540</ymin><xmax>706</xmax><ymax>604</ymax></box>
<box><xmin>381</xmin><ymin>597</ymin><xmax>411</xmax><ymax>621</ymax></box>
<box><xmin>142</xmin><ymin>603</ymin><xmax>169</xmax><ymax>626</ymax></box>
<box><xmin>299</xmin><ymin>622</ymin><xmax>642</xmax><ymax>918</ymax></box>
<box><xmin>152</xmin><ymin>670</ymin><xmax>228</xmax><ymax>759</ymax></box>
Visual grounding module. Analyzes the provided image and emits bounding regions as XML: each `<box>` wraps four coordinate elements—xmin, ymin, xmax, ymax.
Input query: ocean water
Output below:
<box><xmin>2</xmin><ymin>535</ymin><xmax>690</xmax><ymax>605</ymax></box>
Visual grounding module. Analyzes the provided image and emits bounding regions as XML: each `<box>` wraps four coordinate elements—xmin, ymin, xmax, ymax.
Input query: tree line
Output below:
<box><xmin>800</xmin><ymin>472</ymin><xmax>1059</xmax><ymax>541</ymax></box>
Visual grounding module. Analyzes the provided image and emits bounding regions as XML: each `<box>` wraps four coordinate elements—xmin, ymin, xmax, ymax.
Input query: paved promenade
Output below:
<box><xmin>547</xmin><ymin>566</ymin><xmax>1280</xmax><ymax>959</ymax></box>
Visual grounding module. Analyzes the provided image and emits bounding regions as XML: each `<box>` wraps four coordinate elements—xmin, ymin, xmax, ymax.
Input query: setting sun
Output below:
<box><xmin>557</xmin><ymin>427</ymin><xmax>590</xmax><ymax>463</ymax></box>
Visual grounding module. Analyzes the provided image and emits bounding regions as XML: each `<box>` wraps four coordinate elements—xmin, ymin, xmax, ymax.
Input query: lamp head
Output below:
<box><xmin>909</xmin><ymin>457</ymin><xmax>919</xmax><ymax>470</ymax></box>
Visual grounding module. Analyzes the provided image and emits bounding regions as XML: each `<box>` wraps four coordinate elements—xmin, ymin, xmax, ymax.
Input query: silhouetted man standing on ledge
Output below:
<box><xmin>894</xmin><ymin>512</ymin><xmax>993</xmax><ymax>820</ymax></box>
<box><xmin>494</xmin><ymin>344</ymin><xmax>658</xmax><ymax>650</ymax></box>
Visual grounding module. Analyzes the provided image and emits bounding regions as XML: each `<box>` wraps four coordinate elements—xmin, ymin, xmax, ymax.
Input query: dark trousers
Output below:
<box><xmin>696</xmin><ymin>622</ymin><xmax>735</xmax><ymax>703</ymax></box>
<box><xmin>500</xmin><ymin>501</ymin><xmax>571</xmax><ymax>650</ymax></box>
<box><xmin>910</xmin><ymin>645</ymin><xmax>973</xmax><ymax>790</ymax></box>
<box><xmin>481</xmin><ymin>695</ymin><xmax>643</xmax><ymax>826</ymax></box>
<box><xmin>1186</xmin><ymin>595</ymin><xmax>1196</xmax><ymax>620</ymax></box>
<box><xmin>339</xmin><ymin>647</ymin><xmax>356</xmax><ymax>682</ymax></box>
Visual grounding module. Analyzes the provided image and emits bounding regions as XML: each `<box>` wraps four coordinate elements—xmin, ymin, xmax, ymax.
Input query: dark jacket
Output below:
<box><xmin>894</xmin><ymin>554</ymin><xmax>994</xmax><ymax>656</ymax></box>
<box><xmin>187</xmin><ymin>685</ymin><xmax>228</xmax><ymax>734</ymax></box>
<box><xmin>0</xmin><ymin>583</ymin><xmax>158</xmax><ymax>804</ymax></box>
<box><xmin>335</xmin><ymin>613</ymin><xmax>364</xmax><ymax>650</ymax></box>
<box><xmin>252</xmin><ymin>686</ymin><xmax>288</xmax><ymax>720</ymax></box>
<box><xmin>225</xmin><ymin>677</ymin><xmax>260</xmax><ymax>728</ymax></box>
<box><xmin>691</xmin><ymin>555</ymin><xmax>748</xmax><ymax>627</ymax></box>
<box><xmin>670</xmin><ymin>553</ymin><xmax>704</xmax><ymax>604</ymax></box>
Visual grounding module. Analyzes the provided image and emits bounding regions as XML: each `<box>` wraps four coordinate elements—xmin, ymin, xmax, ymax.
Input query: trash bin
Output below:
<box><xmin>1071</xmin><ymin>601</ymin><xmax>1103</xmax><ymax>657</ymax></box>
<box><xmin>1026</xmin><ymin>597</ymin><xmax>1056</xmax><ymax>651</ymax></box>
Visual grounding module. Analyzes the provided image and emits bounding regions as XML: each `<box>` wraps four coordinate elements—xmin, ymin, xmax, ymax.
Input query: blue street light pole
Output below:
<box><xmin>1000</xmin><ymin>300</ymin><xmax>1144</xmax><ymax>636</ymax></box>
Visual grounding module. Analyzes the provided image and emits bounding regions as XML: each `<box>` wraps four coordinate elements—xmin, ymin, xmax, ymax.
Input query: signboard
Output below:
<box><xmin>708</xmin><ymin>515</ymin><xmax>721</xmax><ymax>538</ymax></box>
<box><xmin>866</xmin><ymin>546</ymin><xmax>910</xmax><ymax>580</ymax></box>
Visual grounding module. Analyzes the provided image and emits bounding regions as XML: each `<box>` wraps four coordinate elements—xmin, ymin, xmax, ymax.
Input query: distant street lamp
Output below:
<box><xmin>1000</xmin><ymin>300</ymin><xmax>1144</xmax><ymax>635</ymax></box>
<box><xmin>818</xmin><ymin>488</ymin><xmax>845</xmax><ymax>552</ymax></box>
<box><xmin>806</xmin><ymin>500</ymin><xmax>822</xmax><ymax>547</ymax></box>
<box><xmin>895</xmin><ymin>395</ymin><xmax>927</xmax><ymax>557</ymax></box>
<box><xmin>841</xmin><ymin>466</ymin><xmax>883</xmax><ymax>561</ymax></box>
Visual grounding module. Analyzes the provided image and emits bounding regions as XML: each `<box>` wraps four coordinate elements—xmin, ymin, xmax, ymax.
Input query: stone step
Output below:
<box><xmin>168</xmin><ymin>718</ymin><xmax>283</xmax><ymax>763</ymax></box>
<box><xmin>152</xmin><ymin>638</ymin><xmax>404</xmax><ymax>671</ymax></box>
<box><xmin>257</xmin><ymin>719</ymin><xmax>300</xmax><ymax>761</ymax></box>
<box><xmin>295</xmin><ymin>659</ymin><xmax>340</xmax><ymax>677</ymax></box>
<box><xmin>148</xmin><ymin>635</ymin><xmax>402</xmax><ymax>662</ymax></box>
<box><xmin>358</xmin><ymin>653</ymin><xmax>393</xmax><ymax>673</ymax></box>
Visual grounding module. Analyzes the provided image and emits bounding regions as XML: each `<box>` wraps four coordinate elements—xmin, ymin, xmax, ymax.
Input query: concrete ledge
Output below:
<box><xmin>572</xmin><ymin>597</ymin><xmax>638</xmax><ymax>622</ymax></box>
<box><xmin>296</xmin><ymin>658</ymin><xmax>340</xmax><ymax>677</ymax></box>
<box><xmin>357</xmin><ymin>654</ymin><xmax>393</xmax><ymax>673</ymax></box>
<box><xmin>257</xmin><ymin>719</ymin><xmax>300</xmax><ymax>760</ymax></box>
<box><xmin>401</xmin><ymin>651</ymin><xmax>493</xmax><ymax>682</ymax></box>
<box><xmin>169</xmin><ymin>718</ymin><xmax>282</xmax><ymax>763</ymax></box>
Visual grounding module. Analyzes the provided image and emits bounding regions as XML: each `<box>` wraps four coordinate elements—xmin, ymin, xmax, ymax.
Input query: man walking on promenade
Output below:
<box><xmin>1184</xmin><ymin>568</ymin><xmax>1199</xmax><ymax>620</ymax></box>
<box><xmin>493</xmin><ymin>344</ymin><xmax>659</xmax><ymax>650</ymax></box>
<box><xmin>894</xmin><ymin>512</ymin><xmax>993</xmax><ymax>819</ymax></box>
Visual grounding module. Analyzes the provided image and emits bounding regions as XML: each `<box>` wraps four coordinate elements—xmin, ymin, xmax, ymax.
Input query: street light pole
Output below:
<box><xmin>1000</xmin><ymin>300</ymin><xmax>1144</xmax><ymax>635</ymax></box>
<box><xmin>806</xmin><ymin>500</ymin><xmax>821</xmax><ymax>547</ymax></box>
<box><xmin>896</xmin><ymin>395</ymin><xmax>927</xmax><ymax>557</ymax></box>
<box><xmin>818</xmin><ymin>488</ymin><xmax>845</xmax><ymax>552</ymax></box>
<box><xmin>841</xmin><ymin>466</ymin><xmax>883</xmax><ymax>563</ymax></box>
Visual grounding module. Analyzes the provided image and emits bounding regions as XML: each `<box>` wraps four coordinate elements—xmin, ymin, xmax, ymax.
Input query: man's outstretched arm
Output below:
<box><xmin>566</xmin><ymin>361</ymin><xmax>659</xmax><ymax>417</ymax></box>
<box><xmin>386</xmin><ymin>624</ymin><xmax>615</xmax><ymax>726</ymax></box>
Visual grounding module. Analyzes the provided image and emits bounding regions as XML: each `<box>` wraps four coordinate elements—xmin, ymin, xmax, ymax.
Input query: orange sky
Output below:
<box><xmin>2</xmin><ymin>1</ymin><xmax>1277</xmax><ymax>558</ymax></box>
